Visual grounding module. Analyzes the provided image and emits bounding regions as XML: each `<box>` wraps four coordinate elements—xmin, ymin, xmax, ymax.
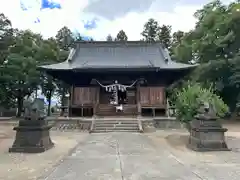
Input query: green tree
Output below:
<box><xmin>0</xmin><ymin>13</ymin><xmax>14</xmax><ymax>65</ymax></box>
<box><xmin>158</xmin><ymin>25</ymin><xmax>172</xmax><ymax>49</ymax></box>
<box><xmin>55</xmin><ymin>81</ymin><xmax>69</xmax><ymax>115</ymax></box>
<box><xmin>40</xmin><ymin>75</ymin><xmax>56</xmax><ymax>116</ymax></box>
<box><xmin>173</xmin><ymin>82</ymin><xmax>228</xmax><ymax>123</ymax></box>
<box><xmin>229</xmin><ymin>54</ymin><xmax>240</xmax><ymax>108</ymax></box>
<box><xmin>171</xmin><ymin>31</ymin><xmax>184</xmax><ymax>50</ymax></box>
<box><xmin>171</xmin><ymin>0</ymin><xmax>240</xmax><ymax>112</ymax></box>
<box><xmin>74</xmin><ymin>32</ymin><xmax>83</xmax><ymax>41</ymax></box>
<box><xmin>115</xmin><ymin>30</ymin><xmax>128</xmax><ymax>41</ymax></box>
<box><xmin>55</xmin><ymin>28</ymin><xmax>72</xmax><ymax>114</ymax></box>
<box><xmin>37</xmin><ymin>38</ymin><xmax>61</xmax><ymax>116</ymax></box>
<box><xmin>106</xmin><ymin>34</ymin><xmax>113</xmax><ymax>41</ymax></box>
<box><xmin>172</xmin><ymin>31</ymin><xmax>184</xmax><ymax>45</ymax></box>
<box><xmin>170</xmin><ymin>31</ymin><xmax>185</xmax><ymax>57</ymax></box>
<box><xmin>1</xmin><ymin>52</ymin><xmax>40</xmax><ymax>117</ymax></box>
<box><xmin>55</xmin><ymin>26</ymin><xmax>74</xmax><ymax>50</ymax></box>
<box><xmin>0</xmin><ymin>13</ymin><xmax>14</xmax><ymax>107</ymax></box>
<box><xmin>141</xmin><ymin>18</ymin><xmax>160</xmax><ymax>42</ymax></box>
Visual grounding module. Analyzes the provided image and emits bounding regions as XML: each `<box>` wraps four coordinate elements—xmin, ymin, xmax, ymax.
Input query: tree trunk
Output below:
<box><xmin>47</xmin><ymin>97</ymin><xmax>51</xmax><ymax>116</ymax></box>
<box><xmin>35</xmin><ymin>89</ymin><xmax>38</xmax><ymax>98</ymax></box>
<box><xmin>16</xmin><ymin>97</ymin><xmax>23</xmax><ymax>117</ymax></box>
<box><xmin>185</xmin><ymin>122</ymin><xmax>191</xmax><ymax>132</ymax></box>
<box><xmin>47</xmin><ymin>90</ymin><xmax>53</xmax><ymax>116</ymax></box>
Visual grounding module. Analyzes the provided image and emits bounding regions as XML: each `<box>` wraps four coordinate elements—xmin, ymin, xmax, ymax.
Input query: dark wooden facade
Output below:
<box><xmin>69</xmin><ymin>85</ymin><xmax>166</xmax><ymax>117</ymax></box>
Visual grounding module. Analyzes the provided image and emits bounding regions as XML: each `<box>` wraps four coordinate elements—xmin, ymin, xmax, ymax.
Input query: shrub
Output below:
<box><xmin>172</xmin><ymin>82</ymin><xmax>228</xmax><ymax>123</ymax></box>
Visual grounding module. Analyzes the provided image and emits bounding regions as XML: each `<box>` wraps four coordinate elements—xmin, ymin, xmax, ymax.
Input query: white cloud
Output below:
<box><xmin>0</xmin><ymin>0</ymin><xmax>200</xmax><ymax>40</ymax></box>
<box><xmin>85</xmin><ymin>5</ymin><xmax>200</xmax><ymax>40</ymax></box>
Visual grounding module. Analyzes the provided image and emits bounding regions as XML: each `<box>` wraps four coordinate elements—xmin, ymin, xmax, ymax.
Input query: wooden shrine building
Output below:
<box><xmin>39</xmin><ymin>41</ymin><xmax>197</xmax><ymax>117</ymax></box>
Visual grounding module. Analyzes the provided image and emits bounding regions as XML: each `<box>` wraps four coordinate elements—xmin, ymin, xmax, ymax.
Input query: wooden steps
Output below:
<box><xmin>96</xmin><ymin>104</ymin><xmax>138</xmax><ymax>116</ymax></box>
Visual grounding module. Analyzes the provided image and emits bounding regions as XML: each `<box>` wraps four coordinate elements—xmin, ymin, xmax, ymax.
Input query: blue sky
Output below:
<box><xmin>0</xmin><ymin>0</ymin><xmax>233</xmax><ymax>40</ymax></box>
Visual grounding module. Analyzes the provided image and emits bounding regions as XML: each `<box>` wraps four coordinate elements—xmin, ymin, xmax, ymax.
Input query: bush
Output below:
<box><xmin>172</xmin><ymin>82</ymin><xmax>228</xmax><ymax>123</ymax></box>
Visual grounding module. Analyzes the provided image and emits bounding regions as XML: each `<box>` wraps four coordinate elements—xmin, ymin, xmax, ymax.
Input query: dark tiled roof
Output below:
<box><xmin>39</xmin><ymin>41</ymin><xmax>197</xmax><ymax>71</ymax></box>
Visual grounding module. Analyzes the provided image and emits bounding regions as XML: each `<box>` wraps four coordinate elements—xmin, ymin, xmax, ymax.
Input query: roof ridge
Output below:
<box><xmin>75</xmin><ymin>41</ymin><xmax>163</xmax><ymax>45</ymax></box>
<box><xmin>38</xmin><ymin>41</ymin><xmax>198</xmax><ymax>72</ymax></box>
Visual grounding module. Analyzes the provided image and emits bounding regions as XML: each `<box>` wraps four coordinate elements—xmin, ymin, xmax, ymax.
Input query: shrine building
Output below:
<box><xmin>39</xmin><ymin>41</ymin><xmax>197</xmax><ymax>118</ymax></box>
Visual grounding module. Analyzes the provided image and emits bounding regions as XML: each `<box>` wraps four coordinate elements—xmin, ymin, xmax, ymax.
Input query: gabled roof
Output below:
<box><xmin>39</xmin><ymin>41</ymin><xmax>197</xmax><ymax>72</ymax></box>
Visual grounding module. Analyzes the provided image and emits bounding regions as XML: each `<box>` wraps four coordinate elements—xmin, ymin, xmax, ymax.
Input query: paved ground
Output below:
<box><xmin>42</xmin><ymin>131</ymin><xmax>240</xmax><ymax>180</ymax></box>
<box><xmin>0</xmin><ymin>124</ymin><xmax>88</xmax><ymax>180</ymax></box>
<box><xmin>2</xmin><ymin>121</ymin><xmax>240</xmax><ymax>180</ymax></box>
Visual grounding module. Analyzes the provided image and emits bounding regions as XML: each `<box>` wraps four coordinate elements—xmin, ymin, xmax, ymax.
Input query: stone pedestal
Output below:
<box><xmin>187</xmin><ymin>113</ymin><xmax>230</xmax><ymax>152</ymax></box>
<box><xmin>9</xmin><ymin>120</ymin><xmax>54</xmax><ymax>153</ymax></box>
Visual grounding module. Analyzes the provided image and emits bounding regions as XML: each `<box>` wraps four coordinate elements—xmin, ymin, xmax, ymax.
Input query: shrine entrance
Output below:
<box><xmin>94</xmin><ymin>79</ymin><xmax>138</xmax><ymax>116</ymax></box>
<box><xmin>118</xmin><ymin>89</ymin><xmax>127</xmax><ymax>104</ymax></box>
<box><xmin>95</xmin><ymin>80</ymin><xmax>137</xmax><ymax>105</ymax></box>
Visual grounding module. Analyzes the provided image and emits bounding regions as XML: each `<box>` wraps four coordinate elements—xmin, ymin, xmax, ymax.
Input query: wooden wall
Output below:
<box><xmin>126</xmin><ymin>88</ymin><xmax>136</xmax><ymax>104</ymax></box>
<box><xmin>69</xmin><ymin>86</ymin><xmax>166</xmax><ymax>117</ymax></box>
<box><xmin>72</xmin><ymin>87</ymin><xmax>99</xmax><ymax>105</ymax></box>
<box><xmin>139</xmin><ymin>87</ymin><xmax>165</xmax><ymax>107</ymax></box>
<box><xmin>71</xmin><ymin>86</ymin><xmax>165</xmax><ymax>108</ymax></box>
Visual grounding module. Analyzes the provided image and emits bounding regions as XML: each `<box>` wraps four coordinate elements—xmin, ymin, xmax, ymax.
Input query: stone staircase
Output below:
<box><xmin>96</xmin><ymin>104</ymin><xmax>138</xmax><ymax>116</ymax></box>
<box><xmin>90</xmin><ymin>118</ymin><xmax>143</xmax><ymax>133</ymax></box>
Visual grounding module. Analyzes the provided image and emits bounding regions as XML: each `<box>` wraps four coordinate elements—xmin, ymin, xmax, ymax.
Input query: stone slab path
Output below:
<box><xmin>41</xmin><ymin>132</ymin><xmax>240</xmax><ymax>180</ymax></box>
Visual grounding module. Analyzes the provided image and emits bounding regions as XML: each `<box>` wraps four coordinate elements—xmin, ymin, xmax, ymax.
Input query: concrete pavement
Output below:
<box><xmin>42</xmin><ymin>131</ymin><xmax>240</xmax><ymax>180</ymax></box>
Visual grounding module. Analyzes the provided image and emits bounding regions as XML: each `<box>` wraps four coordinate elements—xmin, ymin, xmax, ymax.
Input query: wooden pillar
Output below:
<box><xmin>68</xmin><ymin>85</ymin><xmax>74</xmax><ymax>117</ymax></box>
<box><xmin>96</xmin><ymin>87</ymin><xmax>100</xmax><ymax>104</ymax></box>
<box><xmin>165</xmin><ymin>89</ymin><xmax>169</xmax><ymax>117</ymax></box>
<box><xmin>136</xmin><ymin>83</ymin><xmax>141</xmax><ymax>117</ymax></box>
<box><xmin>152</xmin><ymin>108</ymin><xmax>156</xmax><ymax>117</ymax></box>
<box><xmin>93</xmin><ymin>87</ymin><xmax>99</xmax><ymax>117</ymax></box>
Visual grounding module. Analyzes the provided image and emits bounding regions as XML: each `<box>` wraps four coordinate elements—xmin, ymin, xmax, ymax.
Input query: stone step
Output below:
<box><xmin>95</xmin><ymin>124</ymin><xmax>139</xmax><ymax>128</ymax></box>
<box><xmin>91</xmin><ymin>129</ymin><xmax>140</xmax><ymax>133</ymax></box>
<box><xmin>92</xmin><ymin>119</ymin><xmax>141</xmax><ymax>133</ymax></box>
<box><xmin>96</xmin><ymin>105</ymin><xmax>137</xmax><ymax>116</ymax></box>
<box><xmin>96</xmin><ymin>113</ymin><xmax>138</xmax><ymax>116</ymax></box>
<box><xmin>94</xmin><ymin>120</ymin><xmax>139</xmax><ymax>123</ymax></box>
<box><xmin>95</xmin><ymin>122</ymin><xmax>138</xmax><ymax>126</ymax></box>
<box><xmin>93</xmin><ymin>128</ymin><xmax>139</xmax><ymax>132</ymax></box>
<box><xmin>94</xmin><ymin>125</ymin><xmax>139</xmax><ymax>128</ymax></box>
<box><xmin>95</xmin><ymin>124</ymin><xmax>138</xmax><ymax>127</ymax></box>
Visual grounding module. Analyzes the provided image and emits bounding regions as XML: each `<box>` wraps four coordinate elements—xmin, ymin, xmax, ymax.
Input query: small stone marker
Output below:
<box><xmin>187</xmin><ymin>101</ymin><xmax>230</xmax><ymax>151</ymax></box>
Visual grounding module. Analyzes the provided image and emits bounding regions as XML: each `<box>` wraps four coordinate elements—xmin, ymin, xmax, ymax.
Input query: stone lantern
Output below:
<box><xmin>187</xmin><ymin>101</ymin><xmax>230</xmax><ymax>151</ymax></box>
<box><xmin>9</xmin><ymin>98</ymin><xmax>54</xmax><ymax>153</ymax></box>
